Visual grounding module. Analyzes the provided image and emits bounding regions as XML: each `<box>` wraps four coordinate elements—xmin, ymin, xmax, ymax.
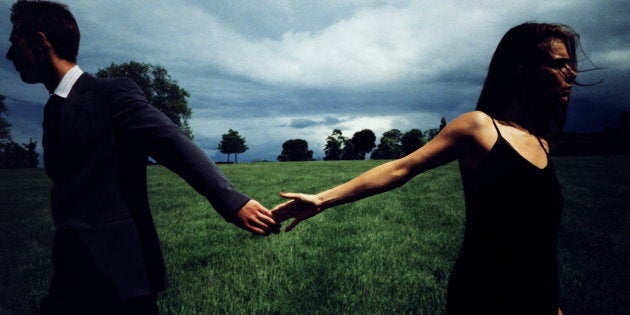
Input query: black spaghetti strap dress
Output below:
<box><xmin>447</xmin><ymin>120</ymin><xmax>564</xmax><ymax>314</ymax></box>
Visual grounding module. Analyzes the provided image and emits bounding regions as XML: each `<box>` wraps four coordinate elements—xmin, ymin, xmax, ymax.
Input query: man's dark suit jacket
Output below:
<box><xmin>42</xmin><ymin>73</ymin><xmax>250</xmax><ymax>300</ymax></box>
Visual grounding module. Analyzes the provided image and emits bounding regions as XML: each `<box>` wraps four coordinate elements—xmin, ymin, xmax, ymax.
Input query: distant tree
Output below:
<box><xmin>548</xmin><ymin>111</ymin><xmax>630</xmax><ymax>156</ymax></box>
<box><xmin>0</xmin><ymin>139</ymin><xmax>38</xmax><ymax>168</ymax></box>
<box><xmin>0</xmin><ymin>94</ymin><xmax>11</xmax><ymax>143</ymax></box>
<box><xmin>22</xmin><ymin>139</ymin><xmax>38</xmax><ymax>167</ymax></box>
<box><xmin>439</xmin><ymin>117</ymin><xmax>447</xmax><ymax>131</ymax></box>
<box><xmin>425</xmin><ymin>128</ymin><xmax>440</xmax><ymax>141</ymax></box>
<box><xmin>340</xmin><ymin>138</ymin><xmax>358</xmax><ymax>160</ymax></box>
<box><xmin>371</xmin><ymin>129</ymin><xmax>403</xmax><ymax>160</ymax></box>
<box><xmin>426</xmin><ymin>117</ymin><xmax>448</xmax><ymax>142</ymax></box>
<box><xmin>383</xmin><ymin>129</ymin><xmax>403</xmax><ymax>141</ymax></box>
<box><xmin>96</xmin><ymin>61</ymin><xmax>193</xmax><ymax>139</ymax></box>
<box><xmin>324</xmin><ymin>129</ymin><xmax>347</xmax><ymax>160</ymax></box>
<box><xmin>351</xmin><ymin>129</ymin><xmax>377</xmax><ymax>160</ymax></box>
<box><xmin>401</xmin><ymin>129</ymin><xmax>425</xmax><ymax>155</ymax></box>
<box><xmin>0</xmin><ymin>94</ymin><xmax>39</xmax><ymax>168</ymax></box>
<box><xmin>598</xmin><ymin>111</ymin><xmax>630</xmax><ymax>155</ymax></box>
<box><xmin>277</xmin><ymin>139</ymin><xmax>313</xmax><ymax>162</ymax></box>
<box><xmin>218</xmin><ymin>129</ymin><xmax>248</xmax><ymax>163</ymax></box>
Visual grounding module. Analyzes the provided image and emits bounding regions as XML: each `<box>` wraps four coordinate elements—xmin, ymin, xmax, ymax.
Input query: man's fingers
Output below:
<box><xmin>244</xmin><ymin>218</ymin><xmax>277</xmax><ymax>235</ymax></box>
<box><xmin>257</xmin><ymin>207</ymin><xmax>274</xmax><ymax>217</ymax></box>
<box><xmin>247</xmin><ymin>225</ymin><xmax>267</xmax><ymax>235</ymax></box>
<box><xmin>248</xmin><ymin>215</ymin><xmax>272</xmax><ymax>230</ymax></box>
<box><xmin>256</xmin><ymin>209</ymin><xmax>278</xmax><ymax>226</ymax></box>
<box><xmin>255</xmin><ymin>214</ymin><xmax>278</xmax><ymax>228</ymax></box>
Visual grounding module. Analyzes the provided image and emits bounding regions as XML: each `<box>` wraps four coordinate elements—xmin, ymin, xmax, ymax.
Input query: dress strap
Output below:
<box><xmin>491</xmin><ymin>118</ymin><xmax>502</xmax><ymax>138</ymax></box>
<box><xmin>536</xmin><ymin>137</ymin><xmax>549</xmax><ymax>155</ymax></box>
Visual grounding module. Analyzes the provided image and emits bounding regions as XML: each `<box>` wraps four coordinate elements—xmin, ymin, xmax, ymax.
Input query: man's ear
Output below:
<box><xmin>31</xmin><ymin>32</ymin><xmax>53</xmax><ymax>59</ymax></box>
<box><xmin>34</xmin><ymin>31</ymin><xmax>52</xmax><ymax>49</ymax></box>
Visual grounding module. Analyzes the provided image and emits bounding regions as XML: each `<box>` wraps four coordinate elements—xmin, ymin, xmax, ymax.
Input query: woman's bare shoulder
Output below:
<box><xmin>448</xmin><ymin>110</ymin><xmax>494</xmax><ymax>136</ymax></box>
<box><xmin>461</xmin><ymin>110</ymin><xmax>493</xmax><ymax>123</ymax></box>
<box><xmin>450</xmin><ymin>111</ymin><xmax>499</xmax><ymax>168</ymax></box>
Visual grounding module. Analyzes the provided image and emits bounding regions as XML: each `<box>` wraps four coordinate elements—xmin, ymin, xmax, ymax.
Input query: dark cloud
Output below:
<box><xmin>288</xmin><ymin>119</ymin><xmax>320</xmax><ymax>129</ymax></box>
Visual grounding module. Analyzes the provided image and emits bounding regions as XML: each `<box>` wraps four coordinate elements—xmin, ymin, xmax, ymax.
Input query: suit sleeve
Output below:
<box><xmin>105</xmin><ymin>77</ymin><xmax>250</xmax><ymax>220</ymax></box>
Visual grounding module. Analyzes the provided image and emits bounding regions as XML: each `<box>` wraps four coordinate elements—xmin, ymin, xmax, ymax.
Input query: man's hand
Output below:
<box><xmin>271</xmin><ymin>192</ymin><xmax>323</xmax><ymax>232</ymax></box>
<box><xmin>233</xmin><ymin>199</ymin><xmax>280</xmax><ymax>235</ymax></box>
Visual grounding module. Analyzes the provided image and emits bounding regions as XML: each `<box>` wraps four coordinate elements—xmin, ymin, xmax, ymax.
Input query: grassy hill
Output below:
<box><xmin>0</xmin><ymin>156</ymin><xmax>627</xmax><ymax>314</ymax></box>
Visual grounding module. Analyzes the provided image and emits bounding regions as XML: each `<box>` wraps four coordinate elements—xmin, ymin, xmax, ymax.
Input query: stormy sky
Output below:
<box><xmin>0</xmin><ymin>0</ymin><xmax>628</xmax><ymax>162</ymax></box>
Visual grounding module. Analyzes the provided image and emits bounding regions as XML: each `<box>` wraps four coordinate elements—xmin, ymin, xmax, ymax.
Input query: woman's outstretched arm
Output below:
<box><xmin>272</xmin><ymin>111</ymin><xmax>491</xmax><ymax>231</ymax></box>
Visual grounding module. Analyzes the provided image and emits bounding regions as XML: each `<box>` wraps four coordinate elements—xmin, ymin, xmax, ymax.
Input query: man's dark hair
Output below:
<box><xmin>10</xmin><ymin>0</ymin><xmax>80</xmax><ymax>62</ymax></box>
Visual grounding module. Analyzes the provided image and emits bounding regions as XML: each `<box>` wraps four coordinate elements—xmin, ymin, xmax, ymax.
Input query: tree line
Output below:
<box><xmin>271</xmin><ymin>113</ymin><xmax>629</xmax><ymax>162</ymax></box>
<box><xmin>276</xmin><ymin>117</ymin><xmax>448</xmax><ymax>162</ymax></box>
<box><xmin>552</xmin><ymin>111</ymin><xmax>629</xmax><ymax>156</ymax></box>
<box><xmin>0</xmin><ymin>94</ymin><xmax>38</xmax><ymax>168</ymax></box>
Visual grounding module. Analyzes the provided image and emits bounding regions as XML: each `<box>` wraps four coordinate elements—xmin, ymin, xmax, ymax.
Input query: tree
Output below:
<box><xmin>439</xmin><ymin>117</ymin><xmax>447</xmax><ymax>131</ymax></box>
<box><xmin>425</xmin><ymin>117</ymin><xmax>448</xmax><ymax>142</ymax></box>
<box><xmin>324</xmin><ymin>129</ymin><xmax>346</xmax><ymax>160</ymax></box>
<box><xmin>340</xmin><ymin>138</ymin><xmax>358</xmax><ymax>160</ymax></box>
<box><xmin>0</xmin><ymin>94</ymin><xmax>39</xmax><ymax>168</ymax></box>
<box><xmin>371</xmin><ymin>129</ymin><xmax>403</xmax><ymax>160</ymax></box>
<box><xmin>218</xmin><ymin>129</ymin><xmax>248</xmax><ymax>163</ymax></box>
<box><xmin>96</xmin><ymin>61</ymin><xmax>193</xmax><ymax>139</ymax></box>
<box><xmin>0</xmin><ymin>139</ymin><xmax>38</xmax><ymax>168</ymax></box>
<box><xmin>277</xmin><ymin>139</ymin><xmax>313</xmax><ymax>162</ymax></box>
<box><xmin>401</xmin><ymin>129</ymin><xmax>425</xmax><ymax>155</ymax></box>
<box><xmin>350</xmin><ymin>129</ymin><xmax>376</xmax><ymax>160</ymax></box>
<box><xmin>425</xmin><ymin>128</ymin><xmax>439</xmax><ymax>141</ymax></box>
<box><xmin>22</xmin><ymin>138</ymin><xmax>38</xmax><ymax>167</ymax></box>
<box><xmin>0</xmin><ymin>94</ymin><xmax>11</xmax><ymax>143</ymax></box>
<box><xmin>597</xmin><ymin>111</ymin><xmax>630</xmax><ymax>155</ymax></box>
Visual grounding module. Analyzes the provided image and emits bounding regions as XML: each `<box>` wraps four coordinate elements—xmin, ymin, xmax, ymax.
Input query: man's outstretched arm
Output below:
<box><xmin>107</xmin><ymin>77</ymin><xmax>279</xmax><ymax>234</ymax></box>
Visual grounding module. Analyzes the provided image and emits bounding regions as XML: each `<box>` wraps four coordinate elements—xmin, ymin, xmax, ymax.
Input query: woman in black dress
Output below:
<box><xmin>273</xmin><ymin>22</ymin><xmax>581</xmax><ymax>314</ymax></box>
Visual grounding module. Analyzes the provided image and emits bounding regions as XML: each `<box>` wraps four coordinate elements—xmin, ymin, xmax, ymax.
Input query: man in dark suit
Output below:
<box><xmin>6</xmin><ymin>1</ymin><xmax>279</xmax><ymax>313</ymax></box>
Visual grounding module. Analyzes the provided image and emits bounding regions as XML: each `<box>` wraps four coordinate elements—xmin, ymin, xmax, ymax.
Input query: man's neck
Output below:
<box><xmin>43</xmin><ymin>57</ymin><xmax>77</xmax><ymax>94</ymax></box>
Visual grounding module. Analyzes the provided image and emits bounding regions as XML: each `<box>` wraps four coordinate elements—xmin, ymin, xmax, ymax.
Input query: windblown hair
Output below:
<box><xmin>10</xmin><ymin>0</ymin><xmax>80</xmax><ymax>62</ymax></box>
<box><xmin>476</xmin><ymin>22</ymin><xmax>580</xmax><ymax>135</ymax></box>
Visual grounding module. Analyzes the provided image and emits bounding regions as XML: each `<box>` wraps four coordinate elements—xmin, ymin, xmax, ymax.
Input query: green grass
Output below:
<box><xmin>554</xmin><ymin>156</ymin><xmax>629</xmax><ymax>314</ymax></box>
<box><xmin>0</xmin><ymin>156</ymin><xmax>628</xmax><ymax>314</ymax></box>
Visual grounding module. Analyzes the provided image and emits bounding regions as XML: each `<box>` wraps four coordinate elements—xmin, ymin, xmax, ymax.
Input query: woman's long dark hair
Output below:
<box><xmin>476</xmin><ymin>22</ymin><xmax>580</xmax><ymax>136</ymax></box>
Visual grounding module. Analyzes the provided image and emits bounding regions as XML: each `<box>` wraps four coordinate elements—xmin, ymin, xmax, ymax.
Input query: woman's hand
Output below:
<box><xmin>271</xmin><ymin>192</ymin><xmax>323</xmax><ymax>232</ymax></box>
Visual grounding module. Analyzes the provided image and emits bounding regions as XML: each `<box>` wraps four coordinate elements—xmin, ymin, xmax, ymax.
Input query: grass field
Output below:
<box><xmin>0</xmin><ymin>156</ymin><xmax>628</xmax><ymax>314</ymax></box>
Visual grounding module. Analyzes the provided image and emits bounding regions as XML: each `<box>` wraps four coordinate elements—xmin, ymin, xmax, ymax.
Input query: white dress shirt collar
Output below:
<box><xmin>53</xmin><ymin>65</ymin><xmax>84</xmax><ymax>98</ymax></box>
